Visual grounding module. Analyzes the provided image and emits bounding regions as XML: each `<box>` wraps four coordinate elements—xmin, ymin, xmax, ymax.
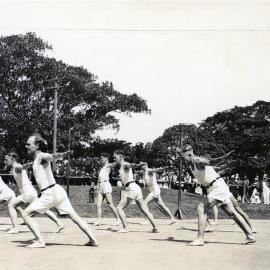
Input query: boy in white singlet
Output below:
<box><xmin>139</xmin><ymin>162</ymin><xmax>176</xmax><ymax>225</ymax></box>
<box><xmin>93</xmin><ymin>152</ymin><xmax>120</xmax><ymax>226</ymax></box>
<box><xmin>21</xmin><ymin>134</ymin><xmax>98</xmax><ymax>248</ymax></box>
<box><xmin>113</xmin><ymin>150</ymin><xmax>159</xmax><ymax>233</ymax></box>
<box><xmin>0</xmin><ymin>175</ymin><xmax>15</xmax><ymax>214</ymax></box>
<box><xmin>4</xmin><ymin>152</ymin><xmax>64</xmax><ymax>234</ymax></box>
<box><xmin>205</xmin><ymin>163</ymin><xmax>256</xmax><ymax>233</ymax></box>
<box><xmin>178</xmin><ymin>145</ymin><xmax>255</xmax><ymax>246</ymax></box>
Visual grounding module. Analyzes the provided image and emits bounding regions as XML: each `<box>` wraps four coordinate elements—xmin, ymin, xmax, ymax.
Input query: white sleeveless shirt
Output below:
<box><xmin>33</xmin><ymin>152</ymin><xmax>56</xmax><ymax>190</ymax></box>
<box><xmin>12</xmin><ymin>167</ymin><xmax>32</xmax><ymax>189</ymax></box>
<box><xmin>144</xmin><ymin>170</ymin><xmax>159</xmax><ymax>192</ymax></box>
<box><xmin>190</xmin><ymin>163</ymin><xmax>219</xmax><ymax>187</ymax></box>
<box><xmin>0</xmin><ymin>176</ymin><xmax>8</xmax><ymax>192</ymax></box>
<box><xmin>98</xmin><ymin>165</ymin><xmax>110</xmax><ymax>182</ymax></box>
<box><xmin>119</xmin><ymin>163</ymin><xmax>134</xmax><ymax>186</ymax></box>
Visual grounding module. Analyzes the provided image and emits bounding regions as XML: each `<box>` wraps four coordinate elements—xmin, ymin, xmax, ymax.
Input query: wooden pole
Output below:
<box><xmin>175</xmin><ymin>125</ymin><xmax>183</xmax><ymax>219</ymax></box>
<box><xmin>66</xmin><ymin>127</ymin><xmax>71</xmax><ymax>197</ymax></box>
<box><xmin>52</xmin><ymin>84</ymin><xmax>58</xmax><ymax>172</ymax></box>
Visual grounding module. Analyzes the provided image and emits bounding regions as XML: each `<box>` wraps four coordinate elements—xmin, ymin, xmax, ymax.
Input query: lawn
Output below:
<box><xmin>1</xmin><ymin>186</ymin><xmax>269</xmax><ymax>219</ymax></box>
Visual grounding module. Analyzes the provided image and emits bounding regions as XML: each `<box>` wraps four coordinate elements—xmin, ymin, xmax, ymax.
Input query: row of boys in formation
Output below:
<box><xmin>0</xmin><ymin>134</ymin><xmax>256</xmax><ymax>247</ymax></box>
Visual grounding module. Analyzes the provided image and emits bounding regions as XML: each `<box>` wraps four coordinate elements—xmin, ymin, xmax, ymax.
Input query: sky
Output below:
<box><xmin>1</xmin><ymin>0</ymin><xmax>270</xmax><ymax>144</ymax></box>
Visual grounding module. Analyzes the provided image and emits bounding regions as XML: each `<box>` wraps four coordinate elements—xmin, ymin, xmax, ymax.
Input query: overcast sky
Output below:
<box><xmin>1</xmin><ymin>0</ymin><xmax>270</xmax><ymax>144</ymax></box>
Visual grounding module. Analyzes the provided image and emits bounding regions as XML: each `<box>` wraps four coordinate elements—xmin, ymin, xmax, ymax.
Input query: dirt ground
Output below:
<box><xmin>0</xmin><ymin>217</ymin><xmax>269</xmax><ymax>270</ymax></box>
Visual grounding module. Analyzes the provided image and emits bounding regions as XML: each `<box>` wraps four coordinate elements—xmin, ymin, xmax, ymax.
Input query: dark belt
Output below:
<box><xmin>125</xmin><ymin>181</ymin><xmax>135</xmax><ymax>188</ymax></box>
<box><xmin>38</xmin><ymin>184</ymin><xmax>56</xmax><ymax>198</ymax></box>
<box><xmin>205</xmin><ymin>177</ymin><xmax>221</xmax><ymax>189</ymax></box>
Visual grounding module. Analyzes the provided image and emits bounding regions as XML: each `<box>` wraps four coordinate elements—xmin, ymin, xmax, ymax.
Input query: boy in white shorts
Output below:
<box><xmin>93</xmin><ymin>152</ymin><xmax>120</xmax><ymax>226</ymax></box>
<box><xmin>138</xmin><ymin>162</ymin><xmax>176</xmax><ymax>225</ymax></box>
<box><xmin>178</xmin><ymin>145</ymin><xmax>255</xmax><ymax>246</ymax></box>
<box><xmin>4</xmin><ymin>152</ymin><xmax>64</xmax><ymax>234</ymax></box>
<box><xmin>113</xmin><ymin>150</ymin><xmax>158</xmax><ymax>233</ymax></box>
<box><xmin>21</xmin><ymin>134</ymin><xmax>98</xmax><ymax>248</ymax></box>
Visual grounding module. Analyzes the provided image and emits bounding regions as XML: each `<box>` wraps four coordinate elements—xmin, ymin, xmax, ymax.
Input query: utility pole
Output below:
<box><xmin>174</xmin><ymin>123</ymin><xmax>194</xmax><ymax>219</ymax></box>
<box><xmin>66</xmin><ymin>126</ymin><xmax>71</xmax><ymax>197</ymax></box>
<box><xmin>52</xmin><ymin>83</ymin><xmax>58</xmax><ymax>172</ymax></box>
<box><xmin>175</xmin><ymin>125</ymin><xmax>183</xmax><ymax>219</ymax></box>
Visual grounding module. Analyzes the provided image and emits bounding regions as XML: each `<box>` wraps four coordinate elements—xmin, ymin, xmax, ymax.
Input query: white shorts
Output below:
<box><xmin>207</xmin><ymin>178</ymin><xmax>231</xmax><ymax>204</ymax></box>
<box><xmin>18</xmin><ymin>186</ymin><xmax>38</xmax><ymax>204</ymax></box>
<box><xmin>29</xmin><ymin>184</ymin><xmax>75</xmax><ymax>215</ymax></box>
<box><xmin>99</xmin><ymin>181</ymin><xmax>112</xmax><ymax>194</ymax></box>
<box><xmin>149</xmin><ymin>185</ymin><xmax>161</xmax><ymax>198</ymax></box>
<box><xmin>0</xmin><ymin>187</ymin><xmax>15</xmax><ymax>202</ymax></box>
<box><xmin>124</xmin><ymin>183</ymin><xmax>143</xmax><ymax>201</ymax></box>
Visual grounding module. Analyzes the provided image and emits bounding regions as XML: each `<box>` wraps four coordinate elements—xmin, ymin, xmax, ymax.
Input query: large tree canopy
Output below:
<box><xmin>148</xmin><ymin>124</ymin><xmax>225</xmax><ymax>168</ymax></box>
<box><xmin>147</xmin><ymin>101</ymin><xmax>270</xmax><ymax>178</ymax></box>
<box><xmin>0</xmin><ymin>33</ymin><xmax>150</xmax><ymax>158</ymax></box>
<box><xmin>200</xmin><ymin>100</ymin><xmax>270</xmax><ymax>176</ymax></box>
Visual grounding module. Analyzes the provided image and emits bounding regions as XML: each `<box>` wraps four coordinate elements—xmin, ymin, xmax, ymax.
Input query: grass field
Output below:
<box><xmin>1</xmin><ymin>186</ymin><xmax>270</xmax><ymax>220</ymax></box>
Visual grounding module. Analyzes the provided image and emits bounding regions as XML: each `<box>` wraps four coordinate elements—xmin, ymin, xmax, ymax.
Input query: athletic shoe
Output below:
<box><xmin>25</xmin><ymin>241</ymin><xmax>45</xmax><ymax>248</ymax></box>
<box><xmin>186</xmin><ymin>239</ymin><xmax>204</xmax><ymax>246</ymax></box>
<box><xmin>150</xmin><ymin>228</ymin><xmax>159</xmax><ymax>233</ymax></box>
<box><xmin>112</xmin><ymin>220</ymin><xmax>121</xmax><ymax>226</ymax></box>
<box><xmin>169</xmin><ymin>219</ymin><xmax>176</xmax><ymax>225</ymax></box>
<box><xmin>84</xmin><ymin>241</ymin><xmax>99</xmax><ymax>247</ymax></box>
<box><xmin>93</xmin><ymin>221</ymin><xmax>101</xmax><ymax>226</ymax></box>
<box><xmin>140</xmin><ymin>220</ymin><xmax>150</xmax><ymax>225</ymax></box>
<box><xmin>241</xmin><ymin>238</ymin><xmax>256</xmax><ymax>245</ymax></box>
<box><xmin>5</xmin><ymin>228</ymin><xmax>19</xmax><ymax>234</ymax></box>
<box><xmin>118</xmin><ymin>228</ymin><xmax>129</xmax><ymax>233</ymax></box>
<box><xmin>56</xmin><ymin>224</ymin><xmax>65</xmax><ymax>233</ymax></box>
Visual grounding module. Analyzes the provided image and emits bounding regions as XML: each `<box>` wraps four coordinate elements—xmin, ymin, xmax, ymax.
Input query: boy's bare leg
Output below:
<box><xmin>105</xmin><ymin>193</ymin><xmax>120</xmax><ymax>225</ymax></box>
<box><xmin>68</xmin><ymin>211</ymin><xmax>98</xmax><ymax>246</ymax></box>
<box><xmin>136</xmin><ymin>199</ymin><xmax>159</xmax><ymax>233</ymax></box>
<box><xmin>116</xmin><ymin>196</ymin><xmax>132</xmax><ymax>232</ymax></box>
<box><xmin>187</xmin><ymin>197</ymin><xmax>217</xmax><ymax>246</ymax></box>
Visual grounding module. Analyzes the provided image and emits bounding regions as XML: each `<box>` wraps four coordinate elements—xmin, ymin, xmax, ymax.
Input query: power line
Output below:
<box><xmin>2</xmin><ymin>26</ymin><xmax>270</xmax><ymax>32</ymax></box>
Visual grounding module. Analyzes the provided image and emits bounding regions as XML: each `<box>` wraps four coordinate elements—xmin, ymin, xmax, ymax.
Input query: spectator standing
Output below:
<box><xmin>242</xmin><ymin>176</ymin><xmax>250</xmax><ymax>203</ymax></box>
<box><xmin>262</xmin><ymin>173</ymin><xmax>270</xmax><ymax>205</ymax></box>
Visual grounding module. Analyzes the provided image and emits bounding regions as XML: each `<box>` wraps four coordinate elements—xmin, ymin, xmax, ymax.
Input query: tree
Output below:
<box><xmin>0</xmin><ymin>33</ymin><xmax>150</xmax><ymax>159</ymax></box>
<box><xmin>148</xmin><ymin>123</ymin><xmax>225</xmax><ymax>168</ymax></box>
<box><xmin>200</xmin><ymin>100</ymin><xmax>270</xmax><ymax>177</ymax></box>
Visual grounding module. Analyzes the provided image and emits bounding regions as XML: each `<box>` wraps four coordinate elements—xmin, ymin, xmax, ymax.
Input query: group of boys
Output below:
<box><xmin>0</xmin><ymin>134</ymin><xmax>256</xmax><ymax>248</ymax></box>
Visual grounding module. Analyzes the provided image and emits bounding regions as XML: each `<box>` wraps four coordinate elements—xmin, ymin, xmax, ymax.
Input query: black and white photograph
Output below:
<box><xmin>0</xmin><ymin>1</ymin><xmax>269</xmax><ymax>269</ymax></box>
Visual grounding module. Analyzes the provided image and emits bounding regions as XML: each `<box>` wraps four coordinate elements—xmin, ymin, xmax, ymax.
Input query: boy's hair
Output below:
<box><xmin>32</xmin><ymin>133</ymin><xmax>48</xmax><ymax>151</ymax></box>
<box><xmin>6</xmin><ymin>152</ymin><xmax>18</xmax><ymax>160</ymax></box>
<box><xmin>113</xmin><ymin>149</ymin><xmax>125</xmax><ymax>156</ymax></box>
<box><xmin>100</xmin><ymin>152</ymin><xmax>110</xmax><ymax>159</ymax></box>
